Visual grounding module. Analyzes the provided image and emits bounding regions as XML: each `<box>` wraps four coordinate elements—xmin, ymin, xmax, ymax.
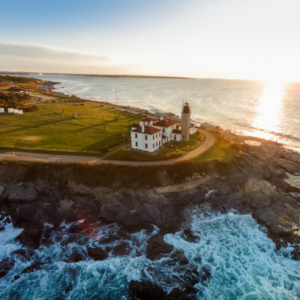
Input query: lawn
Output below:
<box><xmin>0</xmin><ymin>102</ymin><xmax>141</xmax><ymax>155</ymax></box>
<box><xmin>193</xmin><ymin>137</ymin><xmax>240</xmax><ymax>163</ymax></box>
<box><xmin>104</xmin><ymin>147</ymin><xmax>186</xmax><ymax>161</ymax></box>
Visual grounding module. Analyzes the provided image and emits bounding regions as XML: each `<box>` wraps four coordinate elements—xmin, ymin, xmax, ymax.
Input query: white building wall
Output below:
<box><xmin>154</xmin><ymin>124</ymin><xmax>176</xmax><ymax>141</ymax></box>
<box><xmin>172</xmin><ymin>133</ymin><xmax>182</xmax><ymax>141</ymax></box>
<box><xmin>131</xmin><ymin>131</ymin><xmax>162</xmax><ymax>153</ymax></box>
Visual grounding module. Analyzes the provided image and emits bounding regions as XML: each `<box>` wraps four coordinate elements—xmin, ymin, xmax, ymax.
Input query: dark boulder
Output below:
<box><xmin>146</xmin><ymin>232</ymin><xmax>174</xmax><ymax>260</ymax></box>
<box><xmin>170</xmin><ymin>250</ymin><xmax>189</xmax><ymax>265</ymax></box>
<box><xmin>136</xmin><ymin>205</ymin><xmax>163</xmax><ymax>226</ymax></box>
<box><xmin>87</xmin><ymin>247</ymin><xmax>108</xmax><ymax>261</ymax></box>
<box><xmin>181</xmin><ymin>228</ymin><xmax>199</xmax><ymax>243</ymax></box>
<box><xmin>69</xmin><ymin>252</ymin><xmax>85</xmax><ymax>263</ymax></box>
<box><xmin>11</xmin><ymin>249</ymin><xmax>35</xmax><ymax>260</ymax></box>
<box><xmin>166</xmin><ymin>288</ymin><xmax>193</xmax><ymax>300</ymax></box>
<box><xmin>0</xmin><ymin>257</ymin><xmax>15</xmax><ymax>278</ymax></box>
<box><xmin>129</xmin><ymin>280</ymin><xmax>166</xmax><ymax>300</ymax></box>
<box><xmin>113</xmin><ymin>241</ymin><xmax>131</xmax><ymax>256</ymax></box>
<box><xmin>21</xmin><ymin>262</ymin><xmax>44</xmax><ymax>274</ymax></box>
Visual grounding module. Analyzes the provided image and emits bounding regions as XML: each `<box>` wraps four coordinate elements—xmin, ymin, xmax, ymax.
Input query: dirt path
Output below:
<box><xmin>0</xmin><ymin>129</ymin><xmax>216</xmax><ymax>166</ymax></box>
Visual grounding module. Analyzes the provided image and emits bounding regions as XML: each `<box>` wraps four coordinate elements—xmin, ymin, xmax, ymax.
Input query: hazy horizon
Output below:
<box><xmin>1</xmin><ymin>0</ymin><xmax>300</xmax><ymax>81</ymax></box>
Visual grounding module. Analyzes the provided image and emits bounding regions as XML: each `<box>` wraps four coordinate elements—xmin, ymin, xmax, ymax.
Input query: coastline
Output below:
<box><xmin>1</xmin><ymin>78</ymin><xmax>300</xmax><ymax>298</ymax></box>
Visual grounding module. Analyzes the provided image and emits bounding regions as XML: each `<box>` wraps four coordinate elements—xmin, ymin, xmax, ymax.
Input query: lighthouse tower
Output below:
<box><xmin>181</xmin><ymin>101</ymin><xmax>191</xmax><ymax>142</ymax></box>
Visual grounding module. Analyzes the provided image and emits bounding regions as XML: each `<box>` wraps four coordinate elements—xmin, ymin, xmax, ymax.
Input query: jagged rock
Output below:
<box><xmin>146</xmin><ymin>232</ymin><xmax>174</xmax><ymax>260</ymax></box>
<box><xmin>260</xmin><ymin>145</ymin><xmax>300</xmax><ymax>163</ymax></box>
<box><xmin>170</xmin><ymin>250</ymin><xmax>189</xmax><ymax>265</ymax></box>
<box><xmin>87</xmin><ymin>247</ymin><xmax>108</xmax><ymax>261</ymax></box>
<box><xmin>21</xmin><ymin>262</ymin><xmax>45</xmax><ymax>274</ymax></box>
<box><xmin>136</xmin><ymin>205</ymin><xmax>163</xmax><ymax>225</ymax></box>
<box><xmin>67</xmin><ymin>181</ymin><xmax>93</xmax><ymax>196</ymax></box>
<box><xmin>274</xmin><ymin>158</ymin><xmax>300</xmax><ymax>174</ymax></box>
<box><xmin>57</xmin><ymin>199</ymin><xmax>75</xmax><ymax>222</ymax></box>
<box><xmin>181</xmin><ymin>228</ymin><xmax>199</xmax><ymax>243</ymax></box>
<box><xmin>129</xmin><ymin>280</ymin><xmax>166</xmax><ymax>300</ymax></box>
<box><xmin>255</xmin><ymin>206</ymin><xmax>295</xmax><ymax>236</ymax></box>
<box><xmin>99</xmin><ymin>196</ymin><xmax>124</xmax><ymax>222</ymax></box>
<box><xmin>113</xmin><ymin>241</ymin><xmax>130</xmax><ymax>256</ymax></box>
<box><xmin>227</xmin><ymin>191</ymin><xmax>244</xmax><ymax>208</ymax></box>
<box><xmin>166</xmin><ymin>289</ymin><xmax>193</xmax><ymax>300</ymax></box>
<box><xmin>0</xmin><ymin>185</ymin><xmax>4</xmax><ymax>199</ymax></box>
<box><xmin>0</xmin><ymin>257</ymin><xmax>15</xmax><ymax>278</ymax></box>
<box><xmin>144</xmin><ymin>189</ymin><xmax>168</xmax><ymax>205</ymax></box>
<box><xmin>244</xmin><ymin>179</ymin><xmax>277</xmax><ymax>208</ymax></box>
<box><xmin>3</xmin><ymin>182</ymin><xmax>38</xmax><ymax>202</ymax></box>
<box><xmin>67</xmin><ymin>252</ymin><xmax>85</xmax><ymax>263</ymax></box>
<box><xmin>11</xmin><ymin>249</ymin><xmax>35</xmax><ymax>260</ymax></box>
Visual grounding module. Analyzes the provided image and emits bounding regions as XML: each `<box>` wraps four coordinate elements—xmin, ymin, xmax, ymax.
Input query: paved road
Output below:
<box><xmin>0</xmin><ymin>129</ymin><xmax>215</xmax><ymax>166</ymax></box>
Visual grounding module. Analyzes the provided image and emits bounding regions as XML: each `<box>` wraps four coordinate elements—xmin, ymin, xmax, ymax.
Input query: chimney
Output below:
<box><xmin>149</xmin><ymin>121</ymin><xmax>153</xmax><ymax>126</ymax></box>
<box><xmin>160</xmin><ymin>117</ymin><xmax>163</xmax><ymax>120</ymax></box>
<box><xmin>140</xmin><ymin>121</ymin><xmax>144</xmax><ymax>126</ymax></box>
<box><xmin>142</xmin><ymin>125</ymin><xmax>145</xmax><ymax>133</ymax></box>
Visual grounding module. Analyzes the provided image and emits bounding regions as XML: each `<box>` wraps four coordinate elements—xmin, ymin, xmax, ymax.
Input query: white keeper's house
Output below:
<box><xmin>131</xmin><ymin>102</ymin><xmax>197</xmax><ymax>153</ymax></box>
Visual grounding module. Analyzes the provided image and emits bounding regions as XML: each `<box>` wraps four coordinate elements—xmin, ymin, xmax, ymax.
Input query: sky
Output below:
<box><xmin>1</xmin><ymin>0</ymin><xmax>300</xmax><ymax>81</ymax></box>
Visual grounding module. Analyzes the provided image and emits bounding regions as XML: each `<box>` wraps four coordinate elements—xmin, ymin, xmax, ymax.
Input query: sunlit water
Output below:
<box><xmin>19</xmin><ymin>74</ymin><xmax>300</xmax><ymax>151</ymax></box>
<box><xmin>1</xmin><ymin>209</ymin><xmax>300</xmax><ymax>300</ymax></box>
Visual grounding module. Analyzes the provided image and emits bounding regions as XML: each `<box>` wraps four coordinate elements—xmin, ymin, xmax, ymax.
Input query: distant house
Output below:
<box><xmin>0</xmin><ymin>108</ymin><xmax>4</xmax><ymax>113</ymax></box>
<box><xmin>131</xmin><ymin>102</ymin><xmax>196</xmax><ymax>152</ymax></box>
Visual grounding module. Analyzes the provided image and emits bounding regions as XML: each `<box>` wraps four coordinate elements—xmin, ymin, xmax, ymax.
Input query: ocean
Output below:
<box><xmin>21</xmin><ymin>74</ymin><xmax>300</xmax><ymax>151</ymax></box>
<box><xmin>1</xmin><ymin>209</ymin><xmax>300</xmax><ymax>300</ymax></box>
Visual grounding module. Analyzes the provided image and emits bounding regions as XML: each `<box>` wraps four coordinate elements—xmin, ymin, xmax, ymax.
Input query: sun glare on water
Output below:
<box><xmin>252</xmin><ymin>81</ymin><xmax>284</xmax><ymax>140</ymax></box>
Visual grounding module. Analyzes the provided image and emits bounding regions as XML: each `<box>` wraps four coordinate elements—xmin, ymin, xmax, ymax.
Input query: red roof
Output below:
<box><xmin>162</xmin><ymin>134</ymin><xmax>167</xmax><ymax>139</ymax></box>
<box><xmin>142</xmin><ymin>117</ymin><xmax>158</xmax><ymax>123</ymax></box>
<box><xmin>172</xmin><ymin>129</ymin><xmax>182</xmax><ymax>134</ymax></box>
<box><xmin>154</xmin><ymin>119</ymin><xmax>177</xmax><ymax>128</ymax></box>
<box><xmin>132</xmin><ymin>125</ymin><xmax>161</xmax><ymax>135</ymax></box>
<box><xmin>132</xmin><ymin>124</ymin><xmax>139</xmax><ymax>128</ymax></box>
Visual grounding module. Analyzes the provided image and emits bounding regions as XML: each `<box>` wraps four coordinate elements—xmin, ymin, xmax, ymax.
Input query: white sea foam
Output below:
<box><xmin>0</xmin><ymin>210</ymin><xmax>300</xmax><ymax>299</ymax></box>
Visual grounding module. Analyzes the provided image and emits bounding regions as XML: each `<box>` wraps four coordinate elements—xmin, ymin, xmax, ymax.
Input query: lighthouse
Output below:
<box><xmin>181</xmin><ymin>101</ymin><xmax>191</xmax><ymax>142</ymax></box>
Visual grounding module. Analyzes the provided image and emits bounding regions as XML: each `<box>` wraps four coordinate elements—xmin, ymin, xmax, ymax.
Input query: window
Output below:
<box><xmin>145</xmin><ymin>144</ymin><xmax>148</xmax><ymax>149</ymax></box>
<box><xmin>153</xmin><ymin>144</ymin><xmax>155</xmax><ymax>148</ymax></box>
<box><xmin>135</xmin><ymin>134</ymin><xmax>137</xmax><ymax>138</ymax></box>
<box><xmin>156</xmin><ymin>133</ymin><xmax>158</xmax><ymax>138</ymax></box>
<box><xmin>136</xmin><ymin>142</ymin><xmax>138</xmax><ymax>147</ymax></box>
<box><xmin>159</xmin><ymin>132</ymin><xmax>161</xmax><ymax>137</ymax></box>
<box><xmin>163</xmin><ymin>128</ymin><xmax>165</xmax><ymax>133</ymax></box>
<box><xmin>174</xmin><ymin>135</ymin><xmax>176</xmax><ymax>141</ymax></box>
<box><xmin>154</xmin><ymin>135</ymin><xmax>155</xmax><ymax>140</ymax></box>
<box><xmin>145</xmin><ymin>135</ymin><xmax>148</xmax><ymax>140</ymax></box>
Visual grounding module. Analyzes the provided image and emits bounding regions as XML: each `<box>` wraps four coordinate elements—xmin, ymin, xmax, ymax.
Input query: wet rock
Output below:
<box><xmin>129</xmin><ymin>280</ymin><xmax>166</xmax><ymax>300</ymax></box>
<box><xmin>43</xmin><ymin>204</ymin><xmax>62</xmax><ymax>227</ymax></box>
<box><xmin>3</xmin><ymin>182</ymin><xmax>38</xmax><ymax>202</ymax></box>
<box><xmin>260</xmin><ymin>145</ymin><xmax>300</xmax><ymax>163</ymax></box>
<box><xmin>21</xmin><ymin>262</ymin><xmax>45</xmax><ymax>274</ymax></box>
<box><xmin>14</xmin><ymin>274</ymin><xmax>20</xmax><ymax>280</ymax></box>
<box><xmin>11</xmin><ymin>249</ymin><xmax>35</xmax><ymax>260</ymax></box>
<box><xmin>0</xmin><ymin>257</ymin><xmax>15</xmax><ymax>278</ymax></box>
<box><xmin>99</xmin><ymin>196</ymin><xmax>124</xmax><ymax>222</ymax></box>
<box><xmin>136</xmin><ymin>205</ymin><xmax>163</xmax><ymax>225</ymax></box>
<box><xmin>0</xmin><ymin>185</ymin><xmax>4</xmax><ymax>199</ymax></box>
<box><xmin>170</xmin><ymin>250</ymin><xmax>189</xmax><ymax>265</ymax></box>
<box><xmin>69</xmin><ymin>223</ymin><xmax>82</xmax><ymax>234</ymax></box>
<box><xmin>56</xmin><ymin>199</ymin><xmax>76</xmax><ymax>222</ymax></box>
<box><xmin>65</xmin><ymin>285</ymin><xmax>73</xmax><ymax>294</ymax></box>
<box><xmin>182</xmin><ymin>228</ymin><xmax>199</xmax><ymax>243</ymax></box>
<box><xmin>274</xmin><ymin>158</ymin><xmax>300</xmax><ymax>174</ymax></box>
<box><xmin>146</xmin><ymin>232</ymin><xmax>174</xmax><ymax>260</ymax></box>
<box><xmin>67</xmin><ymin>252</ymin><xmax>85</xmax><ymax>263</ymax></box>
<box><xmin>166</xmin><ymin>288</ymin><xmax>193</xmax><ymax>300</ymax></box>
<box><xmin>87</xmin><ymin>247</ymin><xmax>108</xmax><ymax>261</ymax></box>
<box><xmin>113</xmin><ymin>241</ymin><xmax>130</xmax><ymax>256</ymax></box>
<box><xmin>227</xmin><ymin>191</ymin><xmax>244</xmax><ymax>208</ymax></box>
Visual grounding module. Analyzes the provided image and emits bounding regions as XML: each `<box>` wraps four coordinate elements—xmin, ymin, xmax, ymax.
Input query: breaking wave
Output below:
<box><xmin>0</xmin><ymin>209</ymin><xmax>300</xmax><ymax>299</ymax></box>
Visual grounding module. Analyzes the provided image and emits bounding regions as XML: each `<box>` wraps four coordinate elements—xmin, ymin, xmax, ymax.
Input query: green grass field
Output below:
<box><xmin>0</xmin><ymin>102</ymin><xmax>141</xmax><ymax>155</ymax></box>
<box><xmin>193</xmin><ymin>137</ymin><xmax>240</xmax><ymax>163</ymax></box>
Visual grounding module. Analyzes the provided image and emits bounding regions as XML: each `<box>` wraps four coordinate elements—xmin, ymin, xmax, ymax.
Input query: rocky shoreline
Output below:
<box><xmin>0</xmin><ymin>141</ymin><xmax>300</xmax><ymax>298</ymax></box>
